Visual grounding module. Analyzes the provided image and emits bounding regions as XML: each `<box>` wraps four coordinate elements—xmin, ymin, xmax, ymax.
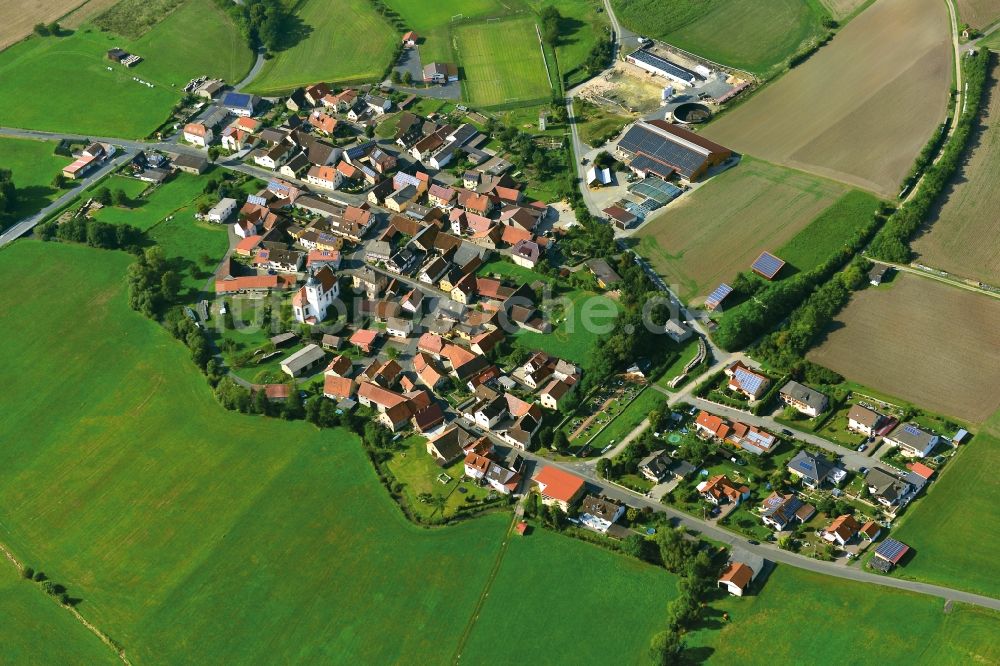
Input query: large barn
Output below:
<box><xmin>615</xmin><ymin>119</ymin><xmax>732</xmax><ymax>183</ymax></box>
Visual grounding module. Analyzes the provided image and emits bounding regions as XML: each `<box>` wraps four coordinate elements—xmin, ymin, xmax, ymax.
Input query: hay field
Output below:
<box><xmin>807</xmin><ymin>274</ymin><xmax>1000</xmax><ymax>424</ymax></box>
<box><xmin>703</xmin><ymin>0</ymin><xmax>952</xmax><ymax>198</ymax></box>
<box><xmin>957</xmin><ymin>0</ymin><xmax>1000</xmax><ymax>29</ymax></box>
<box><xmin>635</xmin><ymin>157</ymin><xmax>848</xmax><ymax>302</ymax></box>
<box><xmin>0</xmin><ymin>0</ymin><xmax>83</xmax><ymax>51</ymax></box>
<box><xmin>248</xmin><ymin>0</ymin><xmax>396</xmax><ymax>93</ymax></box>
<box><xmin>911</xmin><ymin>62</ymin><xmax>1000</xmax><ymax>285</ymax></box>
<box><xmin>454</xmin><ymin>17</ymin><xmax>552</xmax><ymax>107</ymax></box>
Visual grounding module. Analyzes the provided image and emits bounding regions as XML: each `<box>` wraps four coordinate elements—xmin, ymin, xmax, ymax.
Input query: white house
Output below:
<box><xmin>183</xmin><ymin>123</ymin><xmax>213</xmax><ymax>147</ymax></box>
<box><xmin>292</xmin><ymin>266</ymin><xmax>340</xmax><ymax>324</ymax></box>
<box><xmin>386</xmin><ymin>317</ymin><xmax>413</xmax><ymax>339</ymax></box>
<box><xmin>718</xmin><ymin>562</ymin><xmax>754</xmax><ymax>597</ymax></box>
<box><xmin>883</xmin><ymin>423</ymin><xmax>940</xmax><ymax>458</ymax></box>
<box><xmin>579</xmin><ymin>495</ymin><xmax>624</xmax><ymax>533</ymax></box>
<box><xmin>206</xmin><ymin>197</ymin><xmax>237</xmax><ymax>223</ymax></box>
<box><xmin>306</xmin><ymin>165</ymin><xmax>343</xmax><ymax>190</ymax></box>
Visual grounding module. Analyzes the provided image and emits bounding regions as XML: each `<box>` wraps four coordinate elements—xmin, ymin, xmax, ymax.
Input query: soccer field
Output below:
<box><xmin>248</xmin><ymin>0</ymin><xmax>397</xmax><ymax>94</ymax></box>
<box><xmin>454</xmin><ymin>17</ymin><xmax>552</xmax><ymax>108</ymax></box>
<box><xmin>0</xmin><ymin>0</ymin><xmax>252</xmax><ymax>137</ymax></box>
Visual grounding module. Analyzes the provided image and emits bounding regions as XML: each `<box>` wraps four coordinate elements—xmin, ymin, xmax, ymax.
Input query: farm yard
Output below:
<box><xmin>807</xmin><ymin>274</ymin><xmax>1000</xmax><ymax>424</ymax></box>
<box><xmin>957</xmin><ymin>0</ymin><xmax>1000</xmax><ymax>29</ymax></box>
<box><xmin>890</xmin><ymin>411</ymin><xmax>1000</xmax><ymax>598</ymax></box>
<box><xmin>702</xmin><ymin>0</ymin><xmax>952</xmax><ymax>199</ymax></box>
<box><xmin>0</xmin><ymin>138</ymin><xmax>68</xmax><ymax>227</ymax></box>
<box><xmin>910</xmin><ymin>61</ymin><xmax>1000</xmax><ymax>286</ymax></box>
<box><xmin>454</xmin><ymin>17</ymin><xmax>553</xmax><ymax>108</ymax></box>
<box><xmin>686</xmin><ymin>566</ymin><xmax>1000</xmax><ymax>664</ymax></box>
<box><xmin>611</xmin><ymin>0</ymin><xmax>829</xmax><ymax>75</ymax></box>
<box><xmin>0</xmin><ymin>0</ymin><xmax>252</xmax><ymax>137</ymax></box>
<box><xmin>461</xmin><ymin>529</ymin><xmax>678</xmax><ymax>664</ymax></box>
<box><xmin>247</xmin><ymin>0</ymin><xmax>397</xmax><ymax>94</ymax></box>
<box><xmin>634</xmin><ymin>157</ymin><xmax>849</xmax><ymax>302</ymax></box>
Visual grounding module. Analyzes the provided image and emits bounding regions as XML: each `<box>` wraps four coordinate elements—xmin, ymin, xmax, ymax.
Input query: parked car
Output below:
<box><xmin>859</xmin><ymin>466</ymin><xmax>869</xmax><ymax>475</ymax></box>
<box><xmin>857</xmin><ymin>443</ymin><xmax>868</xmax><ymax>452</ymax></box>
<box><xmin>781</xmin><ymin>428</ymin><xmax>793</xmax><ymax>436</ymax></box>
<box><xmin>747</xmin><ymin>539</ymin><xmax>760</xmax><ymax>545</ymax></box>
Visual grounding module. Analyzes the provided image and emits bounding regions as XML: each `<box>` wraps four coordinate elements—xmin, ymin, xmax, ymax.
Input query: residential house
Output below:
<box><xmin>349</xmin><ymin>328</ymin><xmax>381</xmax><ymax>354</ymax></box>
<box><xmin>419</xmin><ymin>256</ymin><xmax>450</xmax><ymax>285</ymax></box>
<box><xmin>292</xmin><ymin>266</ymin><xmax>339</xmax><ymax>324</ymax></box>
<box><xmin>171</xmin><ymin>153</ymin><xmax>209</xmax><ymax>174</ymax></box>
<box><xmin>280</xmin><ymin>344</ymin><xmax>325</xmax><ymax>378</ymax></box>
<box><xmin>323</xmin><ymin>375</ymin><xmax>356</xmax><ymax>401</ymax></box>
<box><xmin>724</xmin><ymin>361</ymin><xmax>770</xmax><ymax>401</ymax></box>
<box><xmin>304</xmin><ymin>83</ymin><xmax>331</xmax><ymax>107</ymax></box>
<box><xmin>206</xmin><ymin>197</ymin><xmax>237</xmax><ymax>223</ymax></box>
<box><xmin>718</xmin><ymin>561</ymin><xmax>756</xmax><ymax>597</ymax></box>
<box><xmin>860</xmin><ymin>521</ymin><xmax>882</xmax><ymax>541</ymax></box>
<box><xmin>427</xmin><ymin>423</ymin><xmax>482</xmax><ymax>465</ymax></box>
<box><xmin>847</xmin><ymin>404</ymin><xmax>888</xmax><ymax>438</ymax></box>
<box><xmin>822</xmin><ymin>514</ymin><xmax>861</xmax><ymax>547</ymax></box>
<box><xmin>580</xmin><ymin>495</ymin><xmax>625</xmax><ymax>533</ymax></box>
<box><xmin>696</xmin><ymin>475</ymin><xmax>750</xmax><ymax>506</ymax></box>
<box><xmin>183</xmin><ymin>123</ymin><xmax>212</xmax><ymax>147</ymax></box>
<box><xmin>511</xmin><ymin>240</ymin><xmax>542</xmax><ymax>269</ymax></box>
<box><xmin>759</xmin><ymin>492</ymin><xmax>815</xmax><ymax>531</ymax></box>
<box><xmin>787</xmin><ymin>450</ymin><xmax>837</xmax><ymax>489</ymax></box>
<box><xmin>386</xmin><ymin>317</ymin><xmax>413</xmax><ymax>339</ymax></box>
<box><xmin>254</xmin><ymin>142</ymin><xmax>292</xmax><ymax>170</ymax></box>
<box><xmin>253</xmin><ymin>247</ymin><xmax>304</xmax><ymax>273</ymax></box>
<box><xmin>222</xmin><ymin>92</ymin><xmax>258</xmax><ymax>117</ymax></box>
<box><xmin>422</xmin><ymin>62</ymin><xmax>458</xmax><ymax>84</ymax></box>
<box><xmin>864</xmin><ymin>468</ymin><xmax>914</xmax><ymax>508</ymax></box>
<box><xmin>586</xmin><ymin>258</ymin><xmax>622</xmax><ymax>290</ymax></box>
<box><xmin>884</xmin><ymin>423</ymin><xmax>940</xmax><ymax>458</ymax></box>
<box><xmin>306</xmin><ymin>165</ymin><xmax>342</xmax><ymax>190</ymax></box>
<box><xmin>483</xmin><ymin>453</ymin><xmax>523</xmax><ymax>495</ymax></box>
<box><xmin>308</xmin><ymin>111</ymin><xmax>338</xmax><ymax>135</ymax></box>
<box><xmin>324</xmin><ymin>354</ymin><xmax>353</xmax><ymax>377</ymax></box>
<box><xmin>639</xmin><ymin>450</ymin><xmax>679</xmax><ymax>483</ymax></box>
<box><xmin>279</xmin><ymin>151</ymin><xmax>310</xmax><ymax>179</ymax></box>
<box><xmin>533</xmin><ymin>466</ymin><xmax>585</xmax><ymax>512</ymax></box>
<box><xmin>779</xmin><ymin>381</ymin><xmax>828</xmax><ymax>418</ymax></box>
<box><xmin>365</xmin><ymin>94</ymin><xmax>392</xmax><ymax>116</ymax></box>
<box><xmin>402</xmin><ymin>30</ymin><xmax>418</xmax><ymax>47</ymax></box>
<box><xmin>428</xmin><ymin>184</ymin><xmax>457</xmax><ymax>209</ymax></box>
<box><xmin>539</xmin><ymin>377</ymin><xmax>576</xmax><ymax>411</ymax></box>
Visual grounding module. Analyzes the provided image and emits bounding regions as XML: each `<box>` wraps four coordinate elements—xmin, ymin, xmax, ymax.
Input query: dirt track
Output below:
<box><xmin>702</xmin><ymin>0</ymin><xmax>952</xmax><ymax>199</ymax></box>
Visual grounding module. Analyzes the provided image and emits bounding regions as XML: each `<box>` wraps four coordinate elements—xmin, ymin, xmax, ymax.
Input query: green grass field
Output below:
<box><xmin>687</xmin><ymin>566</ymin><xmax>1000</xmax><ymax>663</ymax></box>
<box><xmin>888</xmin><ymin>410</ymin><xmax>1000</xmax><ymax>599</ymax></box>
<box><xmin>249</xmin><ymin>0</ymin><xmax>397</xmax><ymax>94</ymax></box>
<box><xmin>588</xmin><ymin>387</ymin><xmax>668</xmax><ymax>450</ymax></box>
<box><xmin>612</xmin><ymin>0</ymin><xmax>828</xmax><ymax>75</ymax></box>
<box><xmin>91</xmin><ymin>174</ymin><xmax>200</xmax><ymax>230</ymax></box>
<box><xmin>385</xmin><ymin>0</ymin><xmax>504</xmax><ymax>62</ymax></box>
<box><xmin>461</xmin><ymin>528</ymin><xmax>677</xmax><ymax>664</ymax></box>
<box><xmin>525</xmin><ymin>0</ymin><xmax>609</xmax><ymax>84</ymax></box>
<box><xmin>514</xmin><ymin>290</ymin><xmax>617</xmax><ymax>370</ymax></box>
<box><xmin>454</xmin><ymin>17</ymin><xmax>552</xmax><ymax>107</ymax></box>
<box><xmin>0</xmin><ymin>0</ymin><xmax>251</xmax><ymax>137</ymax></box>
<box><xmin>776</xmin><ymin>189</ymin><xmax>880</xmax><ymax>273</ymax></box>
<box><xmin>0</xmin><ymin>137</ymin><xmax>67</xmax><ymax>226</ymax></box>
<box><xmin>0</xmin><ymin>564</ymin><xmax>118</xmax><ymax>665</ymax></box>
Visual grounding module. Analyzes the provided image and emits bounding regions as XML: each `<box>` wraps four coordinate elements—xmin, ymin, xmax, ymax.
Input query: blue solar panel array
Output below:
<box><xmin>246</xmin><ymin>194</ymin><xmax>268</xmax><ymax>207</ymax></box>
<box><xmin>618</xmin><ymin>123</ymin><xmax>708</xmax><ymax>179</ymax></box>
<box><xmin>751</xmin><ymin>251</ymin><xmax>785</xmax><ymax>279</ymax></box>
<box><xmin>734</xmin><ymin>368</ymin><xmax>766</xmax><ymax>395</ymax></box>
<box><xmin>628</xmin><ymin>49</ymin><xmax>700</xmax><ymax>84</ymax></box>
<box><xmin>874</xmin><ymin>538</ymin><xmax>909</xmax><ymax>562</ymax></box>
<box><xmin>903</xmin><ymin>424</ymin><xmax>923</xmax><ymax>437</ymax></box>
<box><xmin>705</xmin><ymin>283</ymin><xmax>733</xmax><ymax>309</ymax></box>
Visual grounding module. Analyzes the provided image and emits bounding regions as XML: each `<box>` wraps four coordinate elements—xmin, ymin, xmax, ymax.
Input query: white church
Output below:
<box><xmin>292</xmin><ymin>266</ymin><xmax>340</xmax><ymax>324</ymax></box>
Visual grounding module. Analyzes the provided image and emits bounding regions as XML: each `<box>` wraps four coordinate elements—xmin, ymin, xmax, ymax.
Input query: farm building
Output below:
<box><xmin>625</xmin><ymin>47</ymin><xmax>701</xmax><ymax>86</ymax></box>
<box><xmin>280</xmin><ymin>344</ymin><xmax>325</xmax><ymax>377</ymax></box>
<box><xmin>615</xmin><ymin>120</ymin><xmax>731</xmax><ymax>183</ymax></box>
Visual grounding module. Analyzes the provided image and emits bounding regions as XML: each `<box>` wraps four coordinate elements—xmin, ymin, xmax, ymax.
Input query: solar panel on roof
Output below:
<box><xmin>705</xmin><ymin>283</ymin><xmax>733</xmax><ymax>310</ymax></box>
<box><xmin>734</xmin><ymin>368</ymin><xmax>765</xmax><ymax>394</ymax></box>
<box><xmin>751</xmin><ymin>251</ymin><xmax>786</xmax><ymax>280</ymax></box>
<box><xmin>874</xmin><ymin>538</ymin><xmax>909</xmax><ymax>562</ymax></box>
<box><xmin>246</xmin><ymin>195</ymin><xmax>267</xmax><ymax>206</ymax></box>
<box><xmin>903</xmin><ymin>424</ymin><xmax>923</xmax><ymax>436</ymax></box>
<box><xmin>628</xmin><ymin>49</ymin><xmax>700</xmax><ymax>83</ymax></box>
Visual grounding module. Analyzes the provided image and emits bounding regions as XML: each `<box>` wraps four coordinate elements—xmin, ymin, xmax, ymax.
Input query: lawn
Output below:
<box><xmin>454</xmin><ymin>16</ymin><xmax>552</xmax><ymax>108</ymax></box>
<box><xmin>248</xmin><ymin>0</ymin><xmax>397</xmax><ymax>94</ymax></box>
<box><xmin>911</xmin><ymin>60</ymin><xmax>1000</xmax><ymax>286</ymax></box>
<box><xmin>889</xmin><ymin>410</ymin><xmax>1000</xmax><ymax>598</ymax></box>
<box><xmin>703</xmin><ymin>0</ymin><xmax>951</xmax><ymax>198</ymax></box>
<box><xmin>479</xmin><ymin>257</ymin><xmax>554</xmax><ymax>286</ymax></box>
<box><xmin>654</xmin><ymin>338</ymin><xmax>702</xmax><ymax>390</ymax></box>
<box><xmin>513</xmin><ymin>289</ymin><xmax>617</xmax><ymax>370</ymax></box>
<box><xmin>0</xmin><ymin>239</ymin><xmax>514</xmax><ymax>663</ymax></box>
<box><xmin>588</xmin><ymin>387</ymin><xmax>668</xmax><ymax>450</ymax></box>
<box><xmin>149</xmin><ymin>215</ymin><xmax>228</xmax><ymax>296</ymax></box>
<box><xmin>91</xmin><ymin>174</ymin><xmax>201</xmax><ymax>230</ymax></box>
<box><xmin>776</xmin><ymin>189</ymin><xmax>880</xmax><ymax>273</ymax></box>
<box><xmin>384</xmin><ymin>0</ymin><xmax>504</xmax><ymax>63</ymax></box>
<box><xmin>635</xmin><ymin>157</ymin><xmax>848</xmax><ymax>303</ymax></box>
<box><xmin>0</xmin><ymin>0</ymin><xmax>252</xmax><ymax>137</ymax></box>
<box><xmin>612</xmin><ymin>0</ymin><xmax>828</xmax><ymax>75</ymax></box>
<box><xmin>0</xmin><ymin>137</ymin><xmax>68</xmax><ymax>227</ymax></box>
<box><xmin>0</xmin><ymin>564</ymin><xmax>118</xmax><ymax>665</ymax></box>
<box><xmin>524</xmin><ymin>0</ymin><xmax>610</xmax><ymax>85</ymax></box>
<box><xmin>461</xmin><ymin>528</ymin><xmax>677</xmax><ymax>665</ymax></box>
<box><xmin>807</xmin><ymin>274</ymin><xmax>1000</xmax><ymax>425</ymax></box>
<box><xmin>686</xmin><ymin>566</ymin><xmax>1000</xmax><ymax>663</ymax></box>
<box><xmin>575</xmin><ymin>100</ymin><xmax>631</xmax><ymax>148</ymax></box>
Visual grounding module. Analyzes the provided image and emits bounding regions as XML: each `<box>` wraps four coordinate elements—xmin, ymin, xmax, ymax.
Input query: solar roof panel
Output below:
<box><xmin>734</xmin><ymin>368</ymin><xmax>765</xmax><ymax>394</ymax></box>
<box><xmin>751</xmin><ymin>251</ymin><xmax>786</xmax><ymax>279</ymax></box>
<box><xmin>705</xmin><ymin>283</ymin><xmax>733</xmax><ymax>310</ymax></box>
<box><xmin>874</xmin><ymin>538</ymin><xmax>909</xmax><ymax>562</ymax></box>
<box><xmin>903</xmin><ymin>424</ymin><xmax>923</xmax><ymax>436</ymax></box>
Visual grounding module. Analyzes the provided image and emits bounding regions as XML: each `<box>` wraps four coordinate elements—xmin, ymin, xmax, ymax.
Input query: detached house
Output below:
<box><xmin>759</xmin><ymin>492</ymin><xmax>815</xmax><ymax>531</ymax></box>
<box><xmin>580</xmin><ymin>495</ymin><xmax>625</xmax><ymax>533</ymax></box>
<box><xmin>884</xmin><ymin>423</ymin><xmax>939</xmax><ymax>458</ymax></box>
<box><xmin>822</xmin><ymin>514</ymin><xmax>861</xmax><ymax>547</ymax></box>
<box><xmin>779</xmin><ymin>381</ymin><xmax>828</xmax><ymax>418</ymax></box>
<box><xmin>183</xmin><ymin>123</ymin><xmax>212</xmax><ymax>147</ymax></box>
<box><xmin>847</xmin><ymin>404</ymin><xmax>888</xmax><ymax>438</ymax></box>
<box><xmin>724</xmin><ymin>361</ymin><xmax>770</xmax><ymax>401</ymax></box>
<box><xmin>864</xmin><ymin>468</ymin><xmax>914</xmax><ymax>508</ymax></box>
<box><xmin>697</xmin><ymin>475</ymin><xmax>749</xmax><ymax>506</ymax></box>
<box><xmin>787</xmin><ymin>450</ymin><xmax>839</xmax><ymax>489</ymax></box>
<box><xmin>533</xmin><ymin>466</ymin><xmax>585</xmax><ymax>512</ymax></box>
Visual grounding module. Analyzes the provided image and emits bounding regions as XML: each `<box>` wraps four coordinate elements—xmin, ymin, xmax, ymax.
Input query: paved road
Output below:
<box><xmin>0</xmin><ymin>150</ymin><xmax>135</xmax><ymax>247</ymax></box>
<box><xmin>234</xmin><ymin>48</ymin><xmax>267</xmax><ymax>92</ymax></box>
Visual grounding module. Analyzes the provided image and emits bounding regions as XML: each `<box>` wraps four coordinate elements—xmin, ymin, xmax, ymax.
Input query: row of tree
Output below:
<box><xmin>868</xmin><ymin>49</ymin><xmax>990</xmax><ymax>262</ymax></box>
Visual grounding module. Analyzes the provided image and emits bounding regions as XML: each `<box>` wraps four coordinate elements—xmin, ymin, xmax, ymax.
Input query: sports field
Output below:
<box><xmin>687</xmin><ymin>566</ymin><xmax>1000</xmax><ymax>663</ymax></box>
<box><xmin>776</xmin><ymin>189</ymin><xmax>880</xmax><ymax>273</ymax></box>
<box><xmin>911</xmin><ymin>62</ymin><xmax>1000</xmax><ymax>286</ymax></box>
<box><xmin>635</xmin><ymin>158</ymin><xmax>848</xmax><ymax>302</ymax></box>
<box><xmin>454</xmin><ymin>17</ymin><xmax>552</xmax><ymax>108</ymax></box>
<box><xmin>0</xmin><ymin>137</ymin><xmax>67</xmax><ymax>226</ymax></box>
<box><xmin>807</xmin><ymin>274</ymin><xmax>1000</xmax><ymax>424</ymax></box>
<box><xmin>248</xmin><ymin>0</ymin><xmax>397</xmax><ymax>94</ymax></box>
<box><xmin>703</xmin><ymin>0</ymin><xmax>952</xmax><ymax>198</ymax></box>
<box><xmin>461</xmin><ymin>529</ymin><xmax>678</xmax><ymax>664</ymax></box>
<box><xmin>384</xmin><ymin>0</ymin><xmax>503</xmax><ymax>62</ymax></box>
<box><xmin>612</xmin><ymin>0</ymin><xmax>827</xmax><ymax>75</ymax></box>
<box><xmin>0</xmin><ymin>0</ymin><xmax>252</xmax><ymax>137</ymax></box>
<box><xmin>957</xmin><ymin>0</ymin><xmax>1000</xmax><ymax>28</ymax></box>
<box><xmin>890</xmin><ymin>410</ymin><xmax>1000</xmax><ymax>598</ymax></box>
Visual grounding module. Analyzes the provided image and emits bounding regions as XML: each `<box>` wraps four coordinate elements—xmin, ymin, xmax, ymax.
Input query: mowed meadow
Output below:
<box><xmin>807</xmin><ymin>274</ymin><xmax>1000</xmax><ymax>424</ymax></box>
<box><xmin>248</xmin><ymin>0</ymin><xmax>397</xmax><ymax>93</ymax></box>
<box><xmin>635</xmin><ymin>157</ymin><xmax>848</xmax><ymax>302</ymax></box>
<box><xmin>0</xmin><ymin>0</ymin><xmax>252</xmax><ymax>137</ymax></box>
<box><xmin>0</xmin><ymin>240</ymin><xmax>680</xmax><ymax>662</ymax></box>
<box><xmin>703</xmin><ymin>0</ymin><xmax>952</xmax><ymax>198</ymax></box>
<box><xmin>454</xmin><ymin>17</ymin><xmax>553</xmax><ymax>107</ymax></box>
<box><xmin>911</xmin><ymin>61</ymin><xmax>1000</xmax><ymax>286</ymax></box>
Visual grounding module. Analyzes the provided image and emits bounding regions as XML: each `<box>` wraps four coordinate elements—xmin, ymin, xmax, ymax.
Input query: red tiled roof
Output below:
<box><xmin>534</xmin><ymin>466</ymin><xmax>585</xmax><ymax>503</ymax></box>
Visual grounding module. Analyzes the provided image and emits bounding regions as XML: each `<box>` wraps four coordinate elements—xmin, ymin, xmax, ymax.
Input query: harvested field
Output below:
<box><xmin>807</xmin><ymin>274</ymin><xmax>1000</xmax><ymax>424</ymax></box>
<box><xmin>61</xmin><ymin>0</ymin><xmax>122</xmax><ymax>28</ymax></box>
<box><xmin>820</xmin><ymin>0</ymin><xmax>872</xmax><ymax>20</ymax></box>
<box><xmin>957</xmin><ymin>0</ymin><xmax>1000</xmax><ymax>29</ymax></box>
<box><xmin>703</xmin><ymin>0</ymin><xmax>952</xmax><ymax>198</ymax></box>
<box><xmin>454</xmin><ymin>17</ymin><xmax>552</xmax><ymax>108</ymax></box>
<box><xmin>0</xmin><ymin>0</ymin><xmax>84</xmax><ymax>50</ymax></box>
<box><xmin>635</xmin><ymin>157</ymin><xmax>848</xmax><ymax>302</ymax></box>
<box><xmin>911</xmin><ymin>61</ymin><xmax>1000</xmax><ymax>286</ymax></box>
